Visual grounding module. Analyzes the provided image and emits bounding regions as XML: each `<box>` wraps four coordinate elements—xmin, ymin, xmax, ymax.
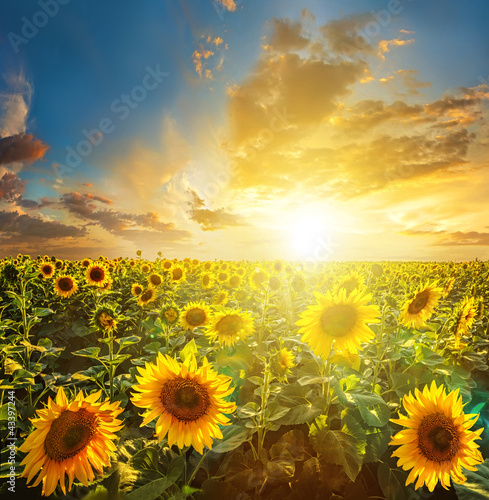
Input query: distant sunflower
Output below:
<box><xmin>86</xmin><ymin>263</ymin><xmax>110</xmax><ymax>287</ymax></box>
<box><xmin>201</xmin><ymin>273</ymin><xmax>214</xmax><ymax>289</ymax></box>
<box><xmin>161</xmin><ymin>303</ymin><xmax>181</xmax><ymax>326</ymax></box>
<box><xmin>40</xmin><ymin>263</ymin><xmax>55</xmax><ymax>279</ymax></box>
<box><xmin>206</xmin><ymin>308</ymin><xmax>255</xmax><ymax>347</ymax></box>
<box><xmin>390</xmin><ymin>381</ymin><xmax>484</xmax><ymax>492</ymax></box>
<box><xmin>131</xmin><ymin>354</ymin><xmax>236</xmax><ymax>454</ymax></box>
<box><xmin>454</xmin><ymin>297</ymin><xmax>477</xmax><ymax>349</ymax></box>
<box><xmin>272</xmin><ymin>347</ymin><xmax>295</xmax><ymax>380</ymax></box>
<box><xmin>296</xmin><ymin>288</ymin><xmax>380</xmax><ymax>358</ymax></box>
<box><xmin>213</xmin><ymin>290</ymin><xmax>229</xmax><ymax>306</ymax></box>
<box><xmin>336</xmin><ymin>273</ymin><xmax>364</xmax><ymax>296</ymax></box>
<box><xmin>233</xmin><ymin>289</ymin><xmax>248</xmax><ymax>302</ymax></box>
<box><xmin>273</xmin><ymin>260</ymin><xmax>283</xmax><ymax>273</ymax></box>
<box><xmin>54</xmin><ymin>276</ymin><xmax>78</xmax><ymax>298</ymax></box>
<box><xmin>181</xmin><ymin>302</ymin><xmax>212</xmax><ymax>331</ymax></box>
<box><xmin>131</xmin><ymin>283</ymin><xmax>144</xmax><ymax>296</ymax></box>
<box><xmin>141</xmin><ymin>263</ymin><xmax>151</xmax><ymax>274</ymax></box>
<box><xmin>227</xmin><ymin>274</ymin><xmax>241</xmax><ymax>289</ymax></box>
<box><xmin>171</xmin><ymin>266</ymin><xmax>185</xmax><ymax>283</ymax></box>
<box><xmin>249</xmin><ymin>269</ymin><xmax>269</xmax><ymax>289</ymax></box>
<box><xmin>399</xmin><ymin>282</ymin><xmax>442</xmax><ymax>329</ymax></box>
<box><xmin>138</xmin><ymin>288</ymin><xmax>157</xmax><ymax>306</ymax></box>
<box><xmin>148</xmin><ymin>273</ymin><xmax>163</xmax><ymax>287</ymax></box>
<box><xmin>19</xmin><ymin>388</ymin><xmax>123</xmax><ymax>496</ymax></box>
<box><xmin>93</xmin><ymin>306</ymin><xmax>117</xmax><ymax>332</ymax></box>
<box><xmin>217</xmin><ymin>271</ymin><xmax>229</xmax><ymax>284</ymax></box>
<box><xmin>162</xmin><ymin>259</ymin><xmax>173</xmax><ymax>271</ymax></box>
<box><xmin>81</xmin><ymin>259</ymin><xmax>91</xmax><ymax>268</ymax></box>
<box><xmin>268</xmin><ymin>276</ymin><xmax>281</xmax><ymax>291</ymax></box>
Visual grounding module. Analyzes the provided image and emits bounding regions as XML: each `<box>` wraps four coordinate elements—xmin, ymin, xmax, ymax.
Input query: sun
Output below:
<box><xmin>289</xmin><ymin>210</ymin><xmax>334</xmax><ymax>259</ymax></box>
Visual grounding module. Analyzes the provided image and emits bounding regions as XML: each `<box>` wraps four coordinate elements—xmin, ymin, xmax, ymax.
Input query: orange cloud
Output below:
<box><xmin>378</xmin><ymin>38</ymin><xmax>415</xmax><ymax>60</ymax></box>
<box><xmin>0</xmin><ymin>133</ymin><xmax>50</xmax><ymax>166</ymax></box>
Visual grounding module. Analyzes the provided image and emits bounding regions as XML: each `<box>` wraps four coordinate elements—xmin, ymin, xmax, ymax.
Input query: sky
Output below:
<box><xmin>0</xmin><ymin>0</ymin><xmax>488</xmax><ymax>261</ymax></box>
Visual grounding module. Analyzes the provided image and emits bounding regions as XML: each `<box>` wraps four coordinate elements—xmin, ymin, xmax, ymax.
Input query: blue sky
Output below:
<box><xmin>0</xmin><ymin>0</ymin><xmax>488</xmax><ymax>260</ymax></box>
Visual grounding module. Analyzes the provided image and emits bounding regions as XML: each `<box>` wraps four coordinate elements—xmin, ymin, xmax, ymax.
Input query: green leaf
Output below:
<box><xmin>453</xmin><ymin>459</ymin><xmax>489</xmax><ymax>500</ymax></box>
<box><xmin>211</xmin><ymin>424</ymin><xmax>254</xmax><ymax>453</ymax></box>
<box><xmin>72</xmin><ymin>317</ymin><xmax>91</xmax><ymax>337</ymax></box>
<box><xmin>364</xmin><ymin>426</ymin><xmax>392</xmax><ymax>463</ymax></box>
<box><xmin>377</xmin><ymin>462</ymin><xmax>409</xmax><ymax>500</ymax></box>
<box><xmin>180</xmin><ymin>338</ymin><xmax>198</xmax><ymax>362</ymax></box>
<box><xmin>33</xmin><ymin>307</ymin><xmax>54</xmax><ymax>317</ymax></box>
<box><xmin>274</xmin><ymin>396</ymin><xmax>325</xmax><ymax>425</ymax></box>
<box><xmin>213</xmin><ymin>344</ymin><xmax>253</xmax><ymax>371</ymax></box>
<box><xmin>73</xmin><ymin>347</ymin><xmax>101</xmax><ymax>359</ymax></box>
<box><xmin>267</xmin><ymin>443</ymin><xmax>295</xmax><ymax>481</ymax></box>
<box><xmin>414</xmin><ymin>345</ymin><xmax>445</xmax><ymax>366</ymax></box>
<box><xmin>309</xmin><ymin>424</ymin><xmax>363</xmax><ymax>482</ymax></box>
<box><xmin>358</xmin><ymin>402</ymin><xmax>391</xmax><ymax>427</ymax></box>
<box><xmin>238</xmin><ymin>402</ymin><xmax>260</xmax><ymax>419</ymax></box>
<box><xmin>116</xmin><ymin>336</ymin><xmax>141</xmax><ymax>351</ymax></box>
<box><xmin>195</xmin><ymin>478</ymin><xmax>250</xmax><ymax>500</ymax></box>
<box><xmin>341</xmin><ymin>414</ymin><xmax>367</xmax><ymax>455</ymax></box>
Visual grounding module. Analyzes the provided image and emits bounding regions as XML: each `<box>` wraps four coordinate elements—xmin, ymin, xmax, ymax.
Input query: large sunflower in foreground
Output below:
<box><xmin>390</xmin><ymin>381</ymin><xmax>484</xmax><ymax>492</ymax></box>
<box><xmin>296</xmin><ymin>288</ymin><xmax>380</xmax><ymax>358</ymax></box>
<box><xmin>54</xmin><ymin>275</ymin><xmax>78</xmax><ymax>298</ymax></box>
<box><xmin>19</xmin><ymin>388</ymin><xmax>123</xmax><ymax>496</ymax></box>
<box><xmin>399</xmin><ymin>282</ymin><xmax>442</xmax><ymax>329</ymax></box>
<box><xmin>181</xmin><ymin>301</ymin><xmax>212</xmax><ymax>331</ymax></box>
<box><xmin>131</xmin><ymin>354</ymin><xmax>236</xmax><ymax>454</ymax></box>
<box><xmin>206</xmin><ymin>308</ymin><xmax>255</xmax><ymax>347</ymax></box>
<box><xmin>86</xmin><ymin>262</ymin><xmax>110</xmax><ymax>287</ymax></box>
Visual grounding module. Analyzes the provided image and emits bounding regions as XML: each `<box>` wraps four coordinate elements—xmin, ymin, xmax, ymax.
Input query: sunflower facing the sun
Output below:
<box><xmin>86</xmin><ymin>262</ymin><xmax>110</xmax><ymax>287</ymax></box>
<box><xmin>296</xmin><ymin>288</ymin><xmax>380</xmax><ymax>358</ymax></box>
<box><xmin>131</xmin><ymin>354</ymin><xmax>236</xmax><ymax>454</ymax></box>
<box><xmin>54</xmin><ymin>275</ymin><xmax>78</xmax><ymax>298</ymax></box>
<box><xmin>19</xmin><ymin>387</ymin><xmax>123</xmax><ymax>497</ymax></box>
<box><xmin>181</xmin><ymin>301</ymin><xmax>212</xmax><ymax>331</ymax></box>
<box><xmin>390</xmin><ymin>381</ymin><xmax>484</xmax><ymax>492</ymax></box>
<box><xmin>206</xmin><ymin>308</ymin><xmax>255</xmax><ymax>347</ymax></box>
<box><xmin>399</xmin><ymin>282</ymin><xmax>443</xmax><ymax>329</ymax></box>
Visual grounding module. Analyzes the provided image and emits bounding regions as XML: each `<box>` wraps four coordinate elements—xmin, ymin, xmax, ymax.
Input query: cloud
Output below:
<box><xmin>60</xmin><ymin>191</ymin><xmax>191</xmax><ymax>241</ymax></box>
<box><xmin>378</xmin><ymin>38</ymin><xmax>415</xmax><ymax>60</ymax></box>
<box><xmin>187</xmin><ymin>189</ymin><xmax>245</xmax><ymax>231</ymax></box>
<box><xmin>0</xmin><ymin>172</ymin><xmax>25</xmax><ymax>201</ymax></box>
<box><xmin>434</xmin><ymin>231</ymin><xmax>489</xmax><ymax>246</ymax></box>
<box><xmin>0</xmin><ymin>133</ymin><xmax>50</xmax><ymax>167</ymax></box>
<box><xmin>0</xmin><ymin>210</ymin><xmax>87</xmax><ymax>244</ymax></box>
<box><xmin>0</xmin><ymin>72</ymin><xmax>33</xmax><ymax>137</ymax></box>
<box><xmin>319</xmin><ymin>14</ymin><xmax>377</xmax><ymax>56</ymax></box>
<box><xmin>215</xmin><ymin>0</ymin><xmax>236</xmax><ymax>12</ymax></box>
<box><xmin>265</xmin><ymin>18</ymin><xmax>310</xmax><ymax>52</ymax></box>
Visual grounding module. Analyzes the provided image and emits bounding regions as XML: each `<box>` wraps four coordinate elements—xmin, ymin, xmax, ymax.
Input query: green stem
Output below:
<box><xmin>187</xmin><ymin>450</ymin><xmax>209</xmax><ymax>486</ymax></box>
<box><xmin>108</xmin><ymin>334</ymin><xmax>115</xmax><ymax>402</ymax></box>
<box><xmin>372</xmin><ymin>304</ymin><xmax>387</xmax><ymax>393</ymax></box>
<box><xmin>258</xmin><ymin>287</ymin><xmax>269</xmax><ymax>344</ymax></box>
<box><xmin>257</xmin><ymin>361</ymin><xmax>271</xmax><ymax>459</ymax></box>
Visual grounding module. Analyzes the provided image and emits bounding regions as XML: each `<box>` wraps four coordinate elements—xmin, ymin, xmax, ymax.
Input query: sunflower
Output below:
<box><xmin>81</xmin><ymin>259</ymin><xmax>91</xmax><ymax>268</ymax></box>
<box><xmin>198</xmin><ymin>273</ymin><xmax>212</xmax><ymax>289</ymax></box>
<box><xmin>249</xmin><ymin>269</ymin><xmax>269</xmax><ymax>289</ymax></box>
<box><xmin>296</xmin><ymin>288</ymin><xmax>380</xmax><ymax>358</ymax></box>
<box><xmin>272</xmin><ymin>348</ymin><xmax>295</xmax><ymax>380</ymax></box>
<box><xmin>390</xmin><ymin>381</ymin><xmax>484</xmax><ymax>492</ymax></box>
<box><xmin>141</xmin><ymin>263</ymin><xmax>151</xmax><ymax>274</ymax></box>
<box><xmin>54</xmin><ymin>276</ymin><xmax>78</xmax><ymax>298</ymax></box>
<box><xmin>206</xmin><ymin>308</ymin><xmax>255</xmax><ymax>347</ymax></box>
<box><xmin>40</xmin><ymin>263</ymin><xmax>55</xmax><ymax>279</ymax></box>
<box><xmin>138</xmin><ymin>287</ymin><xmax>157</xmax><ymax>306</ymax></box>
<box><xmin>19</xmin><ymin>388</ymin><xmax>123</xmax><ymax>497</ymax></box>
<box><xmin>131</xmin><ymin>283</ymin><xmax>144</xmax><ymax>296</ymax></box>
<box><xmin>181</xmin><ymin>302</ymin><xmax>212</xmax><ymax>331</ymax></box>
<box><xmin>162</xmin><ymin>259</ymin><xmax>173</xmax><ymax>271</ymax></box>
<box><xmin>273</xmin><ymin>260</ymin><xmax>284</xmax><ymax>273</ymax></box>
<box><xmin>171</xmin><ymin>266</ymin><xmax>186</xmax><ymax>283</ymax></box>
<box><xmin>213</xmin><ymin>290</ymin><xmax>229</xmax><ymax>306</ymax></box>
<box><xmin>86</xmin><ymin>263</ymin><xmax>110</xmax><ymax>287</ymax></box>
<box><xmin>93</xmin><ymin>306</ymin><xmax>118</xmax><ymax>332</ymax></box>
<box><xmin>453</xmin><ymin>297</ymin><xmax>477</xmax><ymax>349</ymax></box>
<box><xmin>161</xmin><ymin>303</ymin><xmax>181</xmax><ymax>326</ymax></box>
<box><xmin>399</xmin><ymin>282</ymin><xmax>443</xmax><ymax>329</ymax></box>
<box><xmin>268</xmin><ymin>276</ymin><xmax>281</xmax><ymax>291</ymax></box>
<box><xmin>148</xmin><ymin>273</ymin><xmax>163</xmax><ymax>287</ymax></box>
<box><xmin>227</xmin><ymin>275</ymin><xmax>241</xmax><ymax>288</ymax></box>
<box><xmin>131</xmin><ymin>354</ymin><xmax>236</xmax><ymax>454</ymax></box>
<box><xmin>217</xmin><ymin>271</ymin><xmax>229</xmax><ymax>284</ymax></box>
<box><xmin>336</xmin><ymin>273</ymin><xmax>364</xmax><ymax>296</ymax></box>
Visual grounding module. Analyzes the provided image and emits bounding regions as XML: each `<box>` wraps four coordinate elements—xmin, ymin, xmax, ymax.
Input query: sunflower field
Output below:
<box><xmin>1</xmin><ymin>255</ymin><xmax>488</xmax><ymax>499</ymax></box>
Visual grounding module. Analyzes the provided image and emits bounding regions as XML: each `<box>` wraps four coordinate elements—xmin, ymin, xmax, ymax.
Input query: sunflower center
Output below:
<box><xmin>173</xmin><ymin>269</ymin><xmax>183</xmax><ymax>280</ymax></box>
<box><xmin>408</xmin><ymin>290</ymin><xmax>430</xmax><ymax>314</ymax></box>
<box><xmin>160</xmin><ymin>378</ymin><xmax>210</xmax><ymax>422</ymax></box>
<box><xmin>45</xmin><ymin>409</ymin><xmax>97</xmax><ymax>462</ymax></box>
<box><xmin>229</xmin><ymin>276</ymin><xmax>240</xmax><ymax>287</ymax></box>
<box><xmin>216</xmin><ymin>315</ymin><xmax>243</xmax><ymax>336</ymax></box>
<box><xmin>417</xmin><ymin>412</ymin><xmax>460</xmax><ymax>462</ymax></box>
<box><xmin>58</xmin><ymin>278</ymin><xmax>74</xmax><ymax>292</ymax></box>
<box><xmin>202</xmin><ymin>275</ymin><xmax>210</xmax><ymax>286</ymax></box>
<box><xmin>150</xmin><ymin>275</ymin><xmax>162</xmax><ymax>286</ymax></box>
<box><xmin>186</xmin><ymin>308</ymin><xmax>206</xmax><ymax>326</ymax></box>
<box><xmin>320</xmin><ymin>304</ymin><xmax>357</xmax><ymax>338</ymax></box>
<box><xmin>141</xmin><ymin>290</ymin><xmax>154</xmax><ymax>302</ymax></box>
<box><xmin>42</xmin><ymin>265</ymin><xmax>53</xmax><ymax>275</ymax></box>
<box><xmin>90</xmin><ymin>268</ymin><xmax>105</xmax><ymax>282</ymax></box>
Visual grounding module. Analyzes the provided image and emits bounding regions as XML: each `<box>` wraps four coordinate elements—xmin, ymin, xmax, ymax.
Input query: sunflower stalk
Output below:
<box><xmin>371</xmin><ymin>303</ymin><xmax>388</xmax><ymax>393</ymax></box>
<box><xmin>256</xmin><ymin>359</ymin><xmax>271</xmax><ymax>460</ymax></box>
<box><xmin>257</xmin><ymin>287</ymin><xmax>270</xmax><ymax>344</ymax></box>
